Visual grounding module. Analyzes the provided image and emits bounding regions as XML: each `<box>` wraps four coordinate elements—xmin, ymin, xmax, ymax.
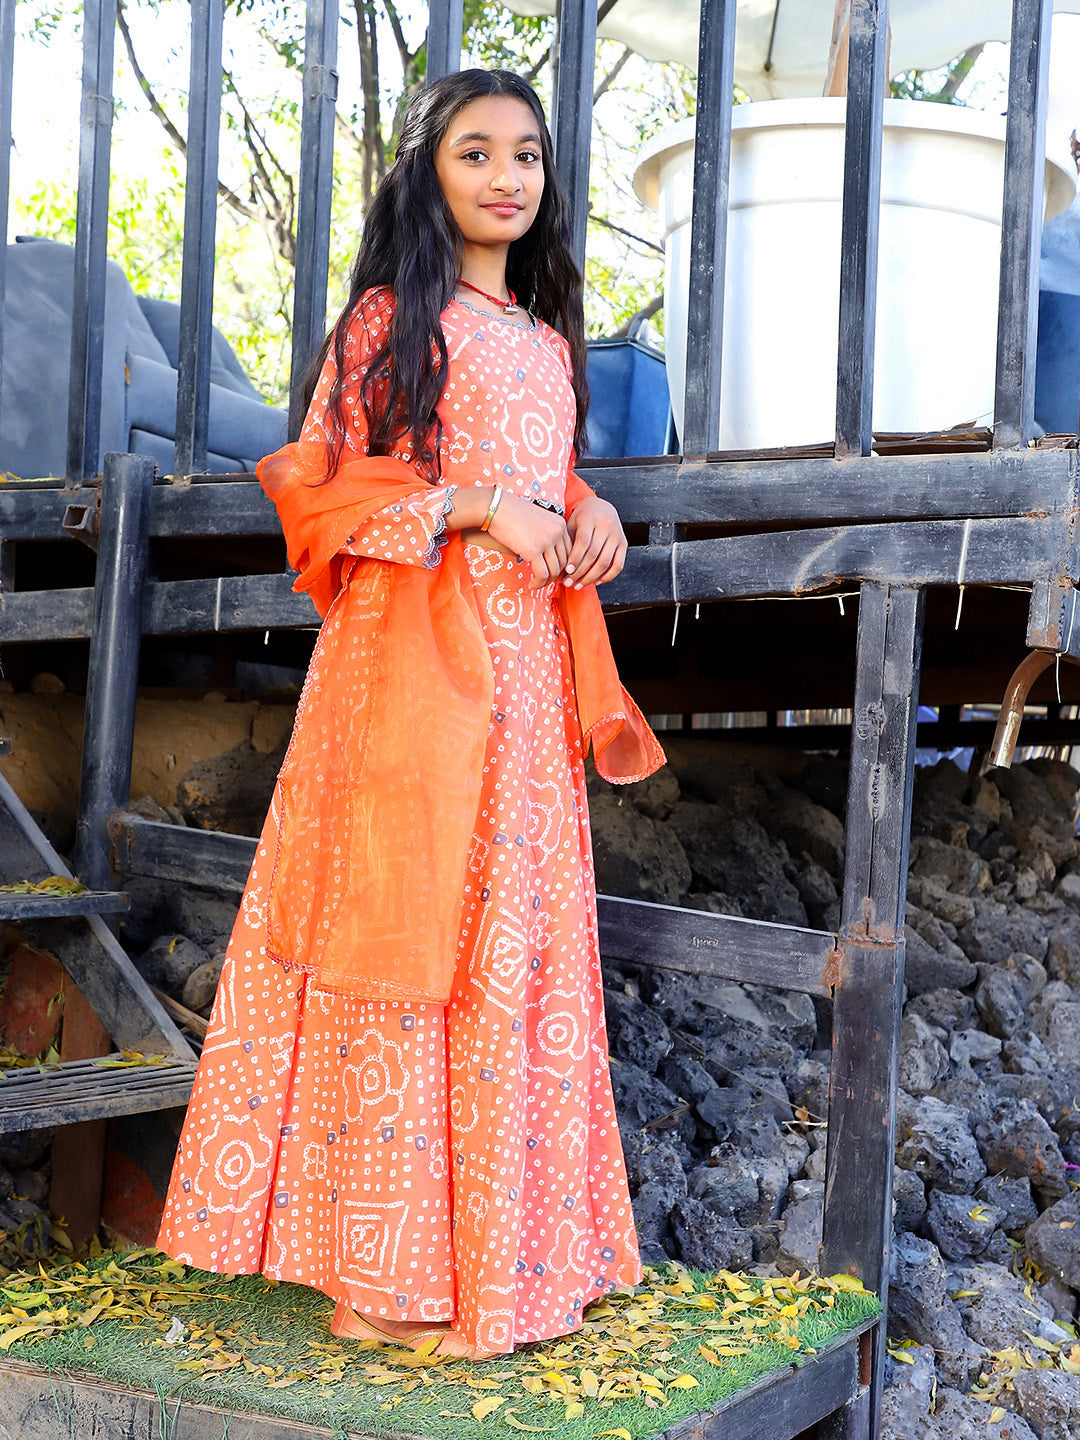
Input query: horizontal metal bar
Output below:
<box><xmin>3</xmin><ymin>448</ymin><xmax>1075</xmax><ymax>541</ymax></box>
<box><xmin>597</xmin><ymin>895</ymin><xmax>836</xmax><ymax>998</ymax></box>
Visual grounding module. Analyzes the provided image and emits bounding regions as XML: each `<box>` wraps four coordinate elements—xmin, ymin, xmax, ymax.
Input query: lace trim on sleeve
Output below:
<box><xmin>422</xmin><ymin>486</ymin><xmax>458</xmax><ymax>570</ymax></box>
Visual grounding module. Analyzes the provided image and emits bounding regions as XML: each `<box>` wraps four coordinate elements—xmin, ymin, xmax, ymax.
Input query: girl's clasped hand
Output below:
<box><xmin>481</xmin><ymin>490</ymin><xmax>628</xmax><ymax>590</ymax></box>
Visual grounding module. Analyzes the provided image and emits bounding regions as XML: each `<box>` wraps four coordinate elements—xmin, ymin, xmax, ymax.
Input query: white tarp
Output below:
<box><xmin>506</xmin><ymin>0</ymin><xmax>1080</xmax><ymax>98</ymax></box>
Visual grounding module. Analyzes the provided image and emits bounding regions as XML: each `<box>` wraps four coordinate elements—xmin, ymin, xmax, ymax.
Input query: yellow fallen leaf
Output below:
<box><xmin>990</xmin><ymin>1408</ymin><xmax>1006</xmax><ymax>1423</ymax></box>
<box><xmin>472</xmin><ymin>1395</ymin><xmax>507</xmax><ymax>1420</ymax></box>
<box><xmin>968</xmin><ymin>1205</ymin><xmax>992</xmax><ymax>1222</ymax></box>
<box><xmin>593</xmin><ymin>1430</ymin><xmax>633</xmax><ymax>1440</ymax></box>
<box><xmin>565</xmin><ymin>1402</ymin><xmax>585</xmax><ymax>1420</ymax></box>
<box><xmin>825</xmin><ymin>1274</ymin><xmax>866</xmax><ymax>1293</ymax></box>
<box><xmin>0</xmin><ymin>1323</ymin><xmax>43</xmax><ymax>1350</ymax></box>
<box><xmin>667</xmin><ymin>1374</ymin><xmax>700</xmax><ymax>1389</ymax></box>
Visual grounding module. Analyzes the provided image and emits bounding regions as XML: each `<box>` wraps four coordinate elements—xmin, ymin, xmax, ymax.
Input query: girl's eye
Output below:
<box><xmin>462</xmin><ymin>149</ymin><xmax>488</xmax><ymax>163</ymax></box>
<box><xmin>517</xmin><ymin>149</ymin><xmax>540</xmax><ymax>164</ymax></box>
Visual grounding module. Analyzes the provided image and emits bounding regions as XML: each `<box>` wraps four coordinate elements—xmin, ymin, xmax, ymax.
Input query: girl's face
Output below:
<box><xmin>433</xmin><ymin>95</ymin><xmax>545</xmax><ymax>262</ymax></box>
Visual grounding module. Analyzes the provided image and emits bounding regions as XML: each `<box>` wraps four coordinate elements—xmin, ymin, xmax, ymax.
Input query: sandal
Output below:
<box><xmin>330</xmin><ymin>1301</ymin><xmax>448</xmax><ymax>1351</ymax></box>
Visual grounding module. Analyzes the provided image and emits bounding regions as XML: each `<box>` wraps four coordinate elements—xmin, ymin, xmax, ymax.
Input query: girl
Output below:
<box><xmin>158</xmin><ymin>67</ymin><xmax>664</xmax><ymax>1362</ymax></box>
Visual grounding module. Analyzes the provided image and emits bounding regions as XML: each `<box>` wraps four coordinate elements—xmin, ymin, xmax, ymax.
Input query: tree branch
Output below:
<box><xmin>383</xmin><ymin>0</ymin><xmax>416</xmax><ymax>76</ymax></box>
<box><xmin>593</xmin><ymin>45</ymin><xmax>632</xmax><ymax>103</ymax></box>
<box><xmin>936</xmin><ymin>43</ymin><xmax>983</xmax><ymax>101</ymax></box>
<box><xmin>612</xmin><ymin>293</ymin><xmax>663</xmax><ymax>339</ymax></box>
<box><xmin>116</xmin><ymin>1</ymin><xmax>258</xmax><ymax>223</ymax></box>
<box><xmin>588</xmin><ymin>210</ymin><xmax>664</xmax><ymax>254</ymax></box>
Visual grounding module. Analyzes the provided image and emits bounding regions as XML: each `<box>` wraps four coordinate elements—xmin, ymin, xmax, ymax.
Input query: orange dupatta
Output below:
<box><xmin>257</xmin><ymin>442</ymin><xmax>664</xmax><ymax>1003</ymax></box>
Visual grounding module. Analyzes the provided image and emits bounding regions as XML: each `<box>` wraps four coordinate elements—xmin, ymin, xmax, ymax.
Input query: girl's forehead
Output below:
<box><xmin>441</xmin><ymin>95</ymin><xmax>541</xmax><ymax>146</ymax></box>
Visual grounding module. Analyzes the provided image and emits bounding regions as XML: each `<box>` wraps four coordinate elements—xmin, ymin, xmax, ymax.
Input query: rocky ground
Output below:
<box><xmin>3</xmin><ymin>737</ymin><xmax>1080</xmax><ymax>1436</ymax></box>
<box><xmin>589</xmin><ymin>750</ymin><xmax>1080</xmax><ymax>1439</ymax></box>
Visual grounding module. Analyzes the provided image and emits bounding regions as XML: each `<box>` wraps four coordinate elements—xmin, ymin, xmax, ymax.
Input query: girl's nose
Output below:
<box><xmin>491</xmin><ymin>167</ymin><xmax>523</xmax><ymax>193</ymax></box>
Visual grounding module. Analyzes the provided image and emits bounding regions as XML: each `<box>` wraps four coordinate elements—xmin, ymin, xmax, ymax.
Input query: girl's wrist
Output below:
<box><xmin>445</xmin><ymin>485</ymin><xmax>497</xmax><ymax>532</ymax></box>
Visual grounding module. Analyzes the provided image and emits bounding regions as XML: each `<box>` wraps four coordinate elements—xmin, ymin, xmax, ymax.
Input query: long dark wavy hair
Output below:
<box><xmin>304</xmin><ymin>68</ymin><xmax>589</xmax><ymax>479</ymax></box>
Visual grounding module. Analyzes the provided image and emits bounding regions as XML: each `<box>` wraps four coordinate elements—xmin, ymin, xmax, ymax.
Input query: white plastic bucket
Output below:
<box><xmin>634</xmin><ymin>98</ymin><xmax>1077</xmax><ymax>450</ymax></box>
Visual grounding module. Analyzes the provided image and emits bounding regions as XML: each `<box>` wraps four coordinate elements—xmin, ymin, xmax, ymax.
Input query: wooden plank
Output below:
<box><xmin>2</xmin><ymin>448</ymin><xmax>1076</xmax><ymax>542</ymax></box>
<box><xmin>823</xmin><ymin>583</ymin><xmax>924</xmax><ymax>1428</ymax></box>
<box><xmin>0</xmin><ymin>890</ymin><xmax>129</xmax><ymax>919</ymax></box>
<box><xmin>604</xmin><ymin>515</ymin><xmax>1067</xmax><ymax>610</ymax></box>
<box><xmin>113</xmin><ymin>813</ymin><xmax>257</xmax><ymax>893</ymax></box>
<box><xmin>598</xmin><ymin>896</ymin><xmax>835</xmax><ymax>998</ymax></box>
<box><xmin>0</xmin><ymin>770</ymin><xmax>193</xmax><ymax>1057</ymax></box>
<box><xmin>660</xmin><ymin>1326</ymin><xmax>867</xmax><ymax>1440</ymax></box>
<box><xmin>0</xmin><ymin>1358</ymin><xmax>337</xmax><ymax>1439</ymax></box>
<box><xmin>4</xmin><ymin>511</ymin><xmax>1072</xmax><ymax>643</ymax></box>
<box><xmin>0</xmin><ymin>1056</ymin><xmax>197</xmax><ymax>1133</ymax></box>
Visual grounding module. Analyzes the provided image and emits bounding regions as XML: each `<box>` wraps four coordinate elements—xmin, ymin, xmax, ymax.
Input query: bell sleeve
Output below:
<box><xmin>301</xmin><ymin>287</ymin><xmax>457</xmax><ymax>569</ymax></box>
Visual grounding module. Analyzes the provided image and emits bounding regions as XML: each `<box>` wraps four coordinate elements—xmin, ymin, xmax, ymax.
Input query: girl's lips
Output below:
<box><xmin>482</xmin><ymin>203</ymin><xmax>525</xmax><ymax>215</ymax></box>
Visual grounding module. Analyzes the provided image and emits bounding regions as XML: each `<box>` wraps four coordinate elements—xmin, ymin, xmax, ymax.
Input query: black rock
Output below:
<box><xmin>974</xmin><ymin>967</ymin><xmax>1028</xmax><ymax>1039</ymax></box>
<box><xmin>975</xmin><ymin>1174</ymin><xmax>1038</xmax><ymax>1234</ymax></box>
<box><xmin>667</xmin><ymin>804</ymin><xmax>808</xmax><ymax>927</ymax></box>
<box><xmin>686</xmin><ymin>1155</ymin><xmax>759</xmax><ymax>1220</ymax></box>
<box><xmin>1024</xmin><ymin>1191</ymin><xmax>1080</xmax><ymax>1290</ymax></box>
<box><xmin>609</xmin><ymin>1061</ymin><xmax>683</xmax><ymax>1132</ymax></box>
<box><xmin>896</xmin><ymin>1095</ymin><xmax>986</xmax><ymax>1195</ymax></box>
<box><xmin>604</xmin><ymin>990</ymin><xmax>674</xmax><ymax>1074</ymax></box>
<box><xmin>1045</xmin><ymin>911</ymin><xmax>1080</xmax><ymax>988</ymax></box>
<box><xmin>898</xmin><ymin>1012</ymin><xmax>950</xmax><ymax>1097</ymax></box>
<box><xmin>167</xmin><ymin>889</ymin><xmax>241</xmax><ymax>952</ymax></box>
<box><xmin>909</xmin><ymin>835</ymin><xmax>991</xmax><ymax>896</ymax></box>
<box><xmin>880</xmin><ymin>1342</ymin><xmax>939</xmax><ymax>1440</ymax></box>
<box><xmin>1012</xmin><ymin>1368</ymin><xmax>1080</xmax><ymax>1440</ymax></box>
<box><xmin>888</xmin><ymin>1233</ymin><xmax>985</xmax><ymax>1390</ymax></box>
<box><xmin>765</xmin><ymin>790</ymin><xmax>845</xmax><ymax>876</ymax></box>
<box><xmin>776</xmin><ymin>1186</ymin><xmax>823</xmax><ymax>1275</ymax></box>
<box><xmin>950</xmin><ymin>1261</ymin><xmax>1063</xmax><ymax>1352</ymax></box>
<box><xmin>657</xmin><ymin>1052</ymin><xmax>721</xmax><ymax>1108</ymax></box>
<box><xmin>960</xmin><ymin>897</ymin><xmax>1048</xmax><ymax>966</ymax></box>
<box><xmin>589</xmin><ymin>792</ymin><xmax>692</xmax><ymax>905</ymax></box>
<box><xmin>904</xmin><ymin>925</ymin><xmax>978</xmax><ymax>996</ymax></box>
<box><xmin>922</xmin><ymin>1191</ymin><xmax>1004</xmax><ymax>1261</ymax></box>
<box><xmin>907</xmin><ymin>988</ymin><xmax>977</xmax><ymax>1033</ymax></box>
<box><xmin>975</xmin><ymin>1097</ymin><xmax>1070</xmax><ymax>1201</ymax></box>
<box><xmin>892</xmin><ymin>1166</ymin><xmax>927</xmax><ymax>1233</ymax></box>
<box><xmin>670</xmin><ymin>1197</ymin><xmax>753</xmax><ymax>1271</ymax></box>
<box><xmin>930</xmin><ymin>1388</ymin><xmax>1039</xmax><ymax>1440</ymax></box>
<box><xmin>136</xmin><ymin>933</ymin><xmax>211</xmax><ymax>992</ymax></box>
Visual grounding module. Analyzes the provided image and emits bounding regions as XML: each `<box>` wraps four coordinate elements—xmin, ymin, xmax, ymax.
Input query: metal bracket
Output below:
<box><xmin>62</xmin><ymin>494</ymin><xmax>101</xmax><ymax>552</ymax></box>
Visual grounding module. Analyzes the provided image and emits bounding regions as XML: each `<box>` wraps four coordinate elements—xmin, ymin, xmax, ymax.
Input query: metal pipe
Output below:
<box><xmin>66</xmin><ymin>0</ymin><xmax>118</xmax><ymax>485</ymax></box>
<box><xmin>993</xmin><ymin>0</ymin><xmax>1053</xmax><ymax>449</ymax></box>
<box><xmin>680</xmin><ymin>0</ymin><xmax>736</xmax><ymax>459</ymax></box>
<box><xmin>0</xmin><ymin>0</ymin><xmax>15</xmax><ymax>428</ymax></box>
<box><xmin>551</xmin><ymin>0</ymin><xmax>597</xmax><ymax>270</ymax></box>
<box><xmin>426</xmin><ymin>0</ymin><xmax>464</xmax><ymax>83</ymax></box>
<box><xmin>73</xmin><ymin>452</ymin><xmax>155</xmax><ymax>889</ymax></box>
<box><xmin>988</xmin><ymin>648</ymin><xmax>1056</xmax><ymax>767</ymax></box>
<box><xmin>174</xmin><ymin>0</ymin><xmax>224</xmax><ymax>477</ymax></box>
<box><xmin>288</xmin><ymin>0</ymin><xmax>340</xmax><ymax>441</ymax></box>
<box><xmin>834</xmin><ymin>0</ymin><xmax>888</xmax><ymax>459</ymax></box>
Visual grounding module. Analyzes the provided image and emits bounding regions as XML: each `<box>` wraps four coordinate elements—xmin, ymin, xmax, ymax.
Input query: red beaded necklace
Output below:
<box><xmin>457</xmin><ymin>278</ymin><xmax>519</xmax><ymax>315</ymax></box>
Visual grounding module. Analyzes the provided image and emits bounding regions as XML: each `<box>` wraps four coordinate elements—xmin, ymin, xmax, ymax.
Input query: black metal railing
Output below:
<box><xmin>0</xmin><ymin>0</ymin><xmax>1061</xmax><ymax>481</ymax></box>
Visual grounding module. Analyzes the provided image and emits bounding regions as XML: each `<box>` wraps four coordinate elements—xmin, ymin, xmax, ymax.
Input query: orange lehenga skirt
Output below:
<box><xmin>157</xmin><ymin>544</ymin><xmax>642</xmax><ymax>1354</ymax></box>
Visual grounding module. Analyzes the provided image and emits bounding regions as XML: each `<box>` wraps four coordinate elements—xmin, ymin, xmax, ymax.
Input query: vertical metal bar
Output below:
<box><xmin>0</xmin><ymin>0</ymin><xmax>15</xmax><ymax>426</ymax></box>
<box><xmin>288</xmin><ymin>0</ymin><xmax>340</xmax><ymax>441</ymax></box>
<box><xmin>66</xmin><ymin>0</ymin><xmax>117</xmax><ymax>485</ymax></box>
<box><xmin>823</xmin><ymin>581</ymin><xmax>925</xmax><ymax>1438</ymax></box>
<box><xmin>680</xmin><ymin>0</ymin><xmax>736</xmax><ymax>459</ymax></box>
<box><xmin>426</xmin><ymin>0</ymin><xmax>464</xmax><ymax>83</ymax></box>
<box><xmin>73</xmin><ymin>453</ymin><xmax>155</xmax><ymax>889</ymax></box>
<box><xmin>834</xmin><ymin>0</ymin><xmax>888</xmax><ymax>459</ymax></box>
<box><xmin>551</xmin><ymin>0</ymin><xmax>597</xmax><ymax>270</ymax></box>
<box><xmin>993</xmin><ymin>0</ymin><xmax>1053</xmax><ymax>449</ymax></box>
<box><xmin>174</xmin><ymin>0</ymin><xmax>224</xmax><ymax>477</ymax></box>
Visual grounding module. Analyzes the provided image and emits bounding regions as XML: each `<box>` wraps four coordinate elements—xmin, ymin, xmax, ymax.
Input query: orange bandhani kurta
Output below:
<box><xmin>157</xmin><ymin>288</ymin><xmax>664</xmax><ymax>1351</ymax></box>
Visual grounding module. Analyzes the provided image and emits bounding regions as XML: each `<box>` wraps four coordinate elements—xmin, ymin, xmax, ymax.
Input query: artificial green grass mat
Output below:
<box><xmin>0</xmin><ymin>1248</ymin><xmax>880</xmax><ymax>1440</ymax></box>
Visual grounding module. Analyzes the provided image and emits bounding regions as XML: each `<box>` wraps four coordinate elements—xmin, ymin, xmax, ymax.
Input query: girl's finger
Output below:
<box><xmin>570</xmin><ymin>536</ymin><xmax>620</xmax><ymax>588</ymax></box>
